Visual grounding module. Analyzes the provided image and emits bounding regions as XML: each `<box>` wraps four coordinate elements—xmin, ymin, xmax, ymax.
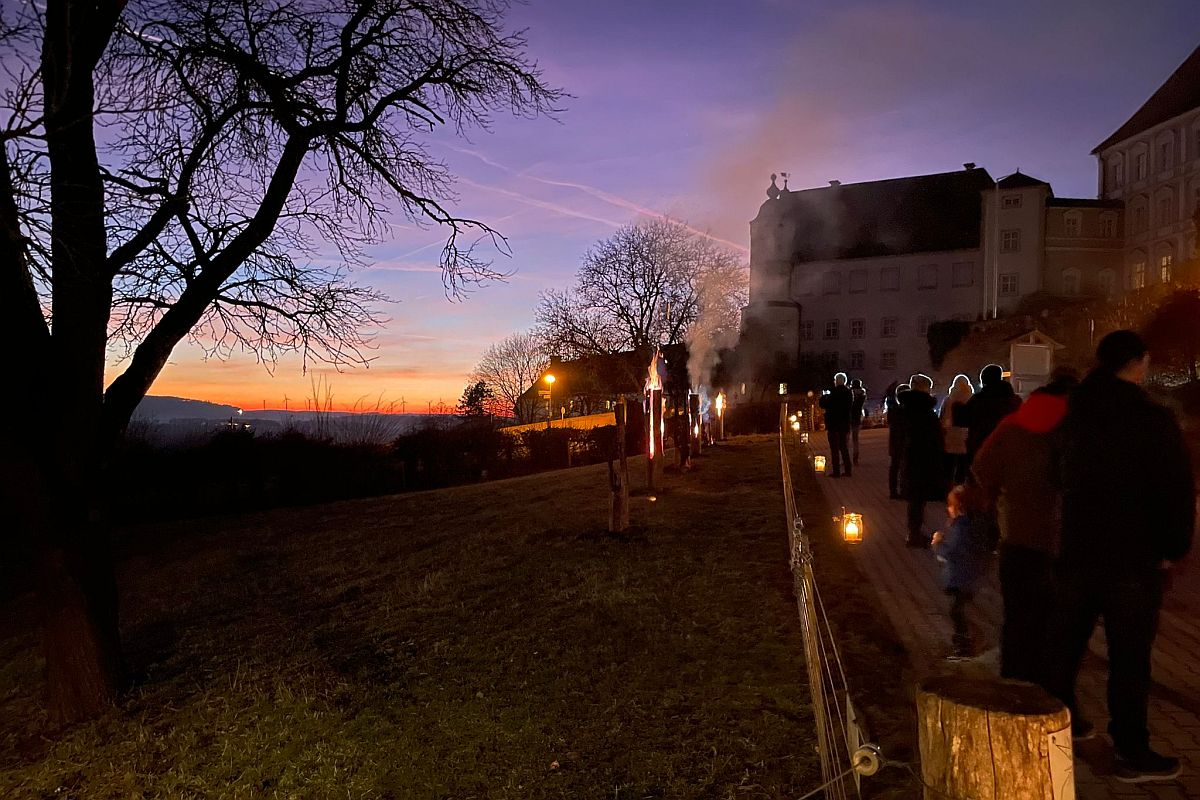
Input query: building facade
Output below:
<box><xmin>1094</xmin><ymin>43</ymin><xmax>1200</xmax><ymax>289</ymax></box>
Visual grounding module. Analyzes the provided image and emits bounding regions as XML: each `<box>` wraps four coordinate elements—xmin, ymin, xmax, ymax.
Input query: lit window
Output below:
<box><xmin>952</xmin><ymin>262</ymin><xmax>974</xmax><ymax>287</ymax></box>
<box><xmin>999</xmin><ymin>273</ymin><xmax>1019</xmax><ymax>296</ymax></box>
<box><xmin>1062</xmin><ymin>269</ymin><xmax>1080</xmax><ymax>296</ymax></box>
<box><xmin>918</xmin><ymin>264</ymin><xmax>938</xmax><ymax>289</ymax></box>
<box><xmin>800</xmin><ymin>320</ymin><xmax>814</xmax><ymax>341</ymax></box>
<box><xmin>849</xmin><ymin>318</ymin><xmax>866</xmax><ymax>339</ymax></box>
<box><xmin>880</xmin><ymin>266</ymin><xmax>900</xmax><ymax>291</ymax></box>
<box><xmin>1001</xmin><ymin>230</ymin><xmax>1020</xmax><ymax>253</ymax></box>
<box><xmin>849</xmin><ymin>269</ymin><xmax>868</xmax><ymax>293</ymax></box>
<box><xmin>849</xmin><ymin>351</ymin><xmax>865</xmax><ymax>370</ymax></box>
<box><xmin>1132</xmin><ymin>260</ymin><xmax>1146</xmax><ymax>289</ymax></box>
<box><xmin>824</xmin><ymin>320</ymin><xmax>839</xmax><ymax>340</ymax></box>
<box><xmin>880</xmin><ymin>317</ymin><xmax>898</xmax><ymax>338</ymax></box>
<box><xmin>822</xmin><ymin>272</ymin><xmax>840</xmax><ymax>294</ymax></box>
<box><xmin>1064</xmin><ymin>213</ymin><xmax>1081</xmax><ymax>237</ymax></box>
<box><xmin>1161</xmin><ymin>253</ymin><xmax>1174</xmax><ymax>283</ymax></box>
<box><xmin>1002</xmin><ymin>195</ymin><xmax>1022</xmax><ymax>209</ymax></box>
<box><xmin>880</xmin><ymin>350</ymin><xmax>897</xmax><ymax>370</ymax></box>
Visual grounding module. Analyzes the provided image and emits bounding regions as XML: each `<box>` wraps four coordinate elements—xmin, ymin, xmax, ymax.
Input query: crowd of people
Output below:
<box><xmin>817</xmin><ymin>330</ymin><xmax>1196</xmax><ymax>784</ymax></box>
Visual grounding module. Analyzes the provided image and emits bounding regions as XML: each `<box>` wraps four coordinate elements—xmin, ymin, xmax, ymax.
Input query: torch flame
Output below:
<box><xmin>715</xmin><ymin>392</ymin><xmax>725</xmax><ymax>416</ymax></box>
<box><xmin>646</xmin><ymin>349</ymin><xmax>663</xmax><ymax>393</ymax></box>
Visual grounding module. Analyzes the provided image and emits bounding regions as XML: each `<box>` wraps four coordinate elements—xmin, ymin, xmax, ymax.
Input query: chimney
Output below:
<box><xmin>828</xmin><ymin>180</ymin><xmax>841</xmax><ymax>187</ymax></box>
<box><xmin>963</xmin><ymin>162</ymin><xmax>976</xmax><ymax>171</ymax></box>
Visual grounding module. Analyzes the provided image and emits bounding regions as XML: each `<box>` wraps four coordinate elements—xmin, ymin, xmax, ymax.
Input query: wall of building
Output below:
<box><xmin>1043</xmin><ymin>205</ymin><xmax>1125</xmax><ymax>297</ymax></box>
<box><xmin>1098</xmin><ymin>109</ymin><xmax>1200</xmax><ymax>287</ymax></box>
<box><xmin>789</xmin><ymin>248</ymin><xmax>984</xmax><ymax>398</ymax></box>
<box><xmin>981</xmin><ymin>182</ymin><xmax>1048</xmax><ymax>314</ymax></box>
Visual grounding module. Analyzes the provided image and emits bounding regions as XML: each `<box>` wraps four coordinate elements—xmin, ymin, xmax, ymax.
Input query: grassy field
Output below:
<box><xmin>2</xmin><ymin>435</ymin><xmax>900</xmax><ymax>799</ymax></box>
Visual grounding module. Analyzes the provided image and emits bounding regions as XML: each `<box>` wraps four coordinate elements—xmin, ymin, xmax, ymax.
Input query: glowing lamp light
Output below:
<box><xmin>835</xmin><ymin>509</ymin><xmax>864</xmax><ymax>544</ymax></box>
<box><xmin>544</xmin><ymin>374</ymin><xmax>556</xmax><ymax>385</ymax></box>
<box><xmin>791</xmin><ymin>421</ymin><xmax>801</xmax><ymax>432</ymax></box>
<box><xmin>801</xmin><ymin>432</ymin><xmax>809</xmax><ymax>443</ymax></box>
<box><xmin>788</xmin><ymin>414</ymin><xmax>798</xmax><ymax>423</ymax></box>
<box><xmin>813</xmin><ymin>455</ymin><xmax>826</xmax><ymax>473</ymax></box>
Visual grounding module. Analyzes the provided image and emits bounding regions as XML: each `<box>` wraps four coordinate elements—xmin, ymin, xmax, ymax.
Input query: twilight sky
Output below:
<box><xmin>143</xmin><ymin>0</ymin><xmax>1200</xmax><ymax>412</ymax></box>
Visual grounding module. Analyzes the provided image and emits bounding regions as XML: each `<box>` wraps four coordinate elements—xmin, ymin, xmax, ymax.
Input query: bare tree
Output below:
<box><xmin>0</xmin><ymin>0</ymin><xmax>561</xmax><ymax>722</ymax></box>
<box><xmin>536</xmin><ymin>218</ymin><xmax>747</xmax><ymax>358</ymax></box>
<box><xmin>469</xmin><ymin>330</ymin><xmax>548</xmax><ymax>422</ymax></box>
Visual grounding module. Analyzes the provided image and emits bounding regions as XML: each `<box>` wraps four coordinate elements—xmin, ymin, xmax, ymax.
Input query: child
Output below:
<box><xmin>931</xmin><ymin>483</ymin><xmax>998</xmax><ymax>659</ymax></box>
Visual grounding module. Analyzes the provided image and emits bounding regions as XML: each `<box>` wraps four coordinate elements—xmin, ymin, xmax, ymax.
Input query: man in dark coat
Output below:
<box><xmin>1045</xmin><ymin>331</ymin><xmax>1194</xmax><ymax>783</ymax></box>
<box><xmin>818</xmin><ymin>372</ymin><xmax>853</xmax><ymax>477</ymax></box>
<box><xmin>900</xmin><ymin>374</ymin><xmax>945</xmax><ymax>547</ymax></box>
<box><xmin>963</xmin><ymin>364</ymin><xmax>1022</xmax><ymax>462</ymax></box>
<box><xmin>885</xmin><ymin>381</ymin><xmax>909</xmax><ymax>499</ymax></box>
<box><xmin>849</xmin><ymin>378</ymin><xmax>867</xmax><ymax>466</ymax></box>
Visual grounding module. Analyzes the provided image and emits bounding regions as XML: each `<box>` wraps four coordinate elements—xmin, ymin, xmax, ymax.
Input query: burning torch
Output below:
<box><xmin>715</xmin><ymin>391</ymin><xmax>726</xmax><ymax>441</ymax></box>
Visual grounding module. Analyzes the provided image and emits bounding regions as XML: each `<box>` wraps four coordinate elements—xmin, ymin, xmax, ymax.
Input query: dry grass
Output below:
<box><xmin>0</xmin><ymin>436</ymin><xmax>860</xmax><ymax>799</ymax></box>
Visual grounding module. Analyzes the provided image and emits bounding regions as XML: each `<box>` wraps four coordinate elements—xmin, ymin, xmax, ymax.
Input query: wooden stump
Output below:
<box><xmin>917</xmin><ymin>676</ymin><xmax>1073</xmax><ymax>800</ymax></box>
<box><xmin>609</xmin><ymin>400</ymin><xmax>630</xmax><ymax>532</ymax></box>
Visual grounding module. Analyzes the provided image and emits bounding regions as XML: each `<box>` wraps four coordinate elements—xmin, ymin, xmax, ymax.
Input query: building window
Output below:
<box><xmin>999</xmin><ymin>273</ymin><xmax>1019</xmax><ymax>296</ymax></box>
<box><xmin>849</xmin><ymin>351</ymin><xmax>865</xmax><ymax>371</ymax></box>
<box><xmin>1098</xmin><ymin>269</ymin><xmax>1116</xmax><ymax>297</ymax></box>
<box><xmin>1110</xmin><ymin>157</ymin><xmax>1124</xmax><ymax>189</ymax></box>
<box><xmin>800</xmin><ymin>320</ymin><xmax>814</xmax><ymax>341</ymax></box>
<box><xmin>1133</xmin><ymin>205</ymin><xmax>1147</xmax><ymax>233</ymax></box>
<box><xmin>1160</xmin><ymin>140</ymin><xmax>1172</xmax><ymax>172</ymax></box>
<box><xmin>1002</xmin><ymin>194</ymin><xmax>1022</xmax><ymax>209</ymax></box>
<box><xmin>822</xmin><ymin>272</ymin><xmax>840</xmax><ymax>294</ymax></box>
<box><xmin>880</xmin><ymin>350</ymin><xmax>897</xmax><ymax>371</ymax></box>
<box><xmin>1001</xmin><ymin>229</ymin><xmax>1021</xmax><ymax>252</ymax></box>
<box><xmin>1100</xmin><ymin>214</ymin><xmax>1117</xmax><ymax>238</ymax></box>
<box><xmin>849</xmin><ymin>318</ymin><xmax>866</xmax><ymax>339</ymax></box>
<box><xmin>880</xmin><ymin>266</ymin><xmax>900</xmax><ymax>291</ymax></box>
<box><xmin>1132</xmin><ymin>259</ymin><xmax>1146</xmax><ymax>290</ymax></box>
<box><xmin>1064</xmin><ymin>212</ymin><xmax>1081</xmax><ymax>237</ymax></box>
<box><xmin>918</xmin><ymin>264</ymin><xmax>938</xmax><ymax>289</ymax></box>
<box><xmin>880</xmin><ymin>317</ymin><xmax>898</xmax><ymax>338</ymax></box>
<box><xmin>824</xmin><ymin>320</ymin><xmax>839</xmax><ymax>340</ymax></box>
<box><xmin>1136</xmin><ymin>151</ymin><xmax>1147</xmax><ymax>180</ymax></box>
<box><xmin>1158</xmin><ymin>194</ymin><xmax>1174</xmax><ymax>226</ymax></box>
<box><xmin>917</xmin><ymin>315</ymin><xmax>934</xmax><ymax>336</ymax></box>
<box><xmin>952</xmin><ymin>261</ymin><xmax>974</xmax><ymax>287</ymax></box>
<box><xmin>1062</xmin><ymin>269</ymin><xmax>1080</xmax><ymax>296</ymax></box>
<box><xmin>849</xmin><ymin>269</ymin><xmax>868</xmax><ymax>294</ymax></box>
<box><xmin>1161</xmin><ymin>253</ymin><xmax>1174</xmax><ymax>283</ymax></box>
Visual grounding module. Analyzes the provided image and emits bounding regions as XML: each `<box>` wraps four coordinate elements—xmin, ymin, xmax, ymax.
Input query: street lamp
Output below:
<box><xmin>544</xmin><ymin>374</ymin><xmax>556</xmax><ymax>429</ymax></box>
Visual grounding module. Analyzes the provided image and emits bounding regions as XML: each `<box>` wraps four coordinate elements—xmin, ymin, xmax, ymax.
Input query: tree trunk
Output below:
<box><xmin>917</xmin><ymin>675</ymin><xmax>1073</xmax><ymax>799</ymax></box>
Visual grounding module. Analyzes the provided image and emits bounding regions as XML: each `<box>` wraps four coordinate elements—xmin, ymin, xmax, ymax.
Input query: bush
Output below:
<box><xmin>725</xmin><ymin>401</ymin><xmax>782</xmax><ymax>436</ymax></box>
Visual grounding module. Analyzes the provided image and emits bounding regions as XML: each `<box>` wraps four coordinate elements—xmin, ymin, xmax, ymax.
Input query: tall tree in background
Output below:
<box><xmin>469</xmin><ymin>331</ymin><xmax>548</xmax><ymax>422</ymax></box>
<box><xmin>535</xmin><ymin>219</ymin><xmax>747</xmax><ymax>358</ymax></box>
<box><xmin>457</xmin><ymin>380</ymin><xmax>497</xmax><ymax>417</ymax></box>
<box><xmin>1144</xmin><ymin>289</ymin><xmax>1200</xmax><ymax>382</ymax></box>
<box><xmin>0</xmin><ymin>0</ymin><xmax>560</xmax><ymax>722</ymax></box>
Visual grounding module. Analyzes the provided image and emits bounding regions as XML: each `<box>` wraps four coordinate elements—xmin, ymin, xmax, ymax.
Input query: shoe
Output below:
<box><xmin>1071</xmin><ymin>719</ymin><xmax>1096</xmax><ymax>742</ymax></box>
<box><xmin>1114</xmin><ymin>750</ymin><xmax>1182</xmax><ymax>783</ymax></box>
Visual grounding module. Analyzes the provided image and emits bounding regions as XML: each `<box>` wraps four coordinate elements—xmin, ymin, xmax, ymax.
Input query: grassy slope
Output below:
<box><xmin>2</xmin><ymin>436</ymin><xmax>828</xmax><ymax>799</ymax></box>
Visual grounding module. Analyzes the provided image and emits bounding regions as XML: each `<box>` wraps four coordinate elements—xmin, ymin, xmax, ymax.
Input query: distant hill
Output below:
<box><xmin>132</xmin><ymin>395</ymin><xmax>442</xmax><ymax>436</ymax></box>
<box><xmin>133</xmin><ymin>395</ymin><xmax>241</xmax><ymax>421</ymax></box>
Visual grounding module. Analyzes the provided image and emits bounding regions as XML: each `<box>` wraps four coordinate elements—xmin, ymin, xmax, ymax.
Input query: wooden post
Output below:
<box><xmin>610</xmin><ymin>399</ymin><xmax>630</xmax><ymax>532</ymax></box>
<box><xmin>647</xmin><ymin>388</ymin><xmax>662</xmax><ymax>493</ymax></box>
<box><xmin>917</xmin><ymin>676</ymin><xmax>1074</xmax><ymax>800</ymax></box>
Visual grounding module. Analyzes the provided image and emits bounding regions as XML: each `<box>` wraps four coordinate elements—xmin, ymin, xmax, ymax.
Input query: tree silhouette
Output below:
<box><xmin>470</xmin><ymin>330</ymin><xmax>548</xmax><ymax>422</ymax></box>
<box><xmin>457</xmin><ymin>380</ymin><xmax>496</xmax><ymax>417</ymax></box>
<box><xmin>0</xmin><ymin>0</ymin><xmax>561</xmax><ymax>722</ymax></box>
<box><xmin>1144</xmin><ymin>289</ymin><xmax>1200</xmax><ymax>382</ymax></box>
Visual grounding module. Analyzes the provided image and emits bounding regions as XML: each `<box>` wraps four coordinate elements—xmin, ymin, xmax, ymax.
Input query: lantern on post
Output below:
<box><xmin>834</xmin><ymin>506</ymin><xmax>864</xmax><ymax>543</ymax></box>
<box><xmin>813</xmin><ymin>455</ymin><xmax>826</xmax><ymax>473</ymax></box>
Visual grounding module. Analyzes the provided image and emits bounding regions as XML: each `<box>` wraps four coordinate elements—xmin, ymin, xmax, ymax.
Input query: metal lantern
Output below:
<box><xmin>813</xmin><ymin>455</ymin><xmax>826</xmax><ymax>473</ymax></box>
<box><xmin>800</xmin><ymin>432</ymin><xmax>809</xmax><ymax>443</ymax></box>
<box><xmin>841</xmin><ymin>511</ymin><xmax>864</xmax><ymax>544</ymax></box>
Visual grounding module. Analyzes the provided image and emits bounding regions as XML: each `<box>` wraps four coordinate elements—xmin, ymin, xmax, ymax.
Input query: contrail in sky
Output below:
<box><xmin>458</xmin><ymin>177</ymin><xmax>626</xmax><ymax>228</ymax></box>
<box><xmin>447</xmin><ymin>145</ymin><xmax>750</xmax><ymax>254</ymax></box>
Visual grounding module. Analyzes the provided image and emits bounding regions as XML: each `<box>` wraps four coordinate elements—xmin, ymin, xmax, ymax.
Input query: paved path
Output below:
<box><xmin>807</xmin><ymin>427</ymin><xmax>1200</xmax><ymax>799</ymax></box>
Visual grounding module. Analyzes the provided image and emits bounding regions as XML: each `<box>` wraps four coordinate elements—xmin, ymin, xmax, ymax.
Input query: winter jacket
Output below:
<box><xmin>849</xmin><ymin>387</ymin><xmax>867</xmax><ymax>428</ymax></box>
<box><xmin>971</xmin><ymin>390</ymin><xmax>1069</xmax><ymax>554</ymax></box>
<box><xmin>1059</xmin><ymin>370</ymin><xmax>1195</xmax><ymax>576</ymax></box>
<box><xmin>886</xmin><ymin>390</ymin><xmax>908</xmax><ymax>458</ymax></box>
<box><xmin>934</xmin><ymin>512</ymin><xmax>998</xmax><ymax>593</ymax></box>
<box><xmin>900</xmin><ymin>390</ymin><xmax>947</xmax><ymax>502</ymax></box>
<box><xmin>963</xmin><ymin>381</ymin><xmax>1022</xmax><ymax>459</ymax></box>
<box><xmin>819</xmin><ymin>385</ymin><xmax>854</xmax><ymax>431</ymax></box>
<box><xmin>940</xmin><ymin>387</ymin><xmax>972</xmax><ymax>456</ymax></box>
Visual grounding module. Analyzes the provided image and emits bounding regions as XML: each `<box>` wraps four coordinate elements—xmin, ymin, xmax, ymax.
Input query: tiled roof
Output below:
<box><xmin>1093</xmin><ymin>44</ymin><xmax>1200</xmax><ymax>153</ymax></box>
<box><xmin>759</xmin><ymin>167</ymin><xmax>995</xmax><ymax>263</ymax></box>
<box><xmin>996</xmin><ymin>171</ymin><xmax>1051</xmax><ymax>190</ymax></box>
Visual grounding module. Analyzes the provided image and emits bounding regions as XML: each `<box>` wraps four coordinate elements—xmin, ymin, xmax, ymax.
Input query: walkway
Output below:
<box><xmin>808</xmin><ymin>427</ymin><xmax>1200</xmax><ymax>799</ymax></box>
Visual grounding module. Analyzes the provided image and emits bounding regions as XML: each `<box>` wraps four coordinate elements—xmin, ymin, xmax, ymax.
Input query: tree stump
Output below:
<box><xmin>609</xmin><ymin>400</ymin><xmax>630</xmax><ymax>532</ymax></box>
<box><xmin>917</xmin><ymin>676</ymin><xmax>1074</xmax><ymax>800</ymax></box>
